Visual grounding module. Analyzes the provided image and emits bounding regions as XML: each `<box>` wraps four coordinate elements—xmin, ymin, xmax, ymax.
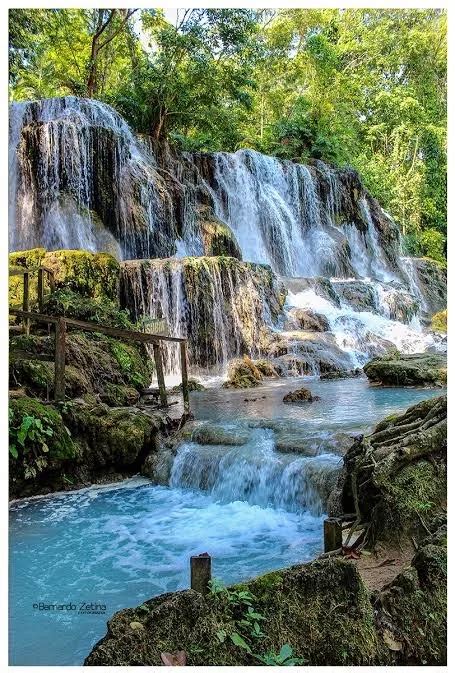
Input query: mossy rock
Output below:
<box><xmin>9</xmin><ymin>331</ymin><xmax>154</xmax><ymax>402</ymax></box>
<box><xmin>9</xmin><ymin>396</ymin><xmax>76</xmax><ymax>490</ymax></box>
<box><xmin>198</xmin><ymin>205</ymin><xmax>242</xmax><ymax>259</ymax></box>
<box><xmin>431</xmin><ymin>309</ymin><xmax>447</xmax><ymax>333</ymax></box>
<box><xmin>86</xmin><ymin>558</ymin><xmax>387</xmax><ymax>666</ymax></box>
<box><xmin>342</xmin><ymin>395</ymin><xmax>447</xmax><ymax>543</ymax></box>
<box><xmin>62</xmin><ymin>401</ymin><xmax>166</xmax><ymax>468</ymax></box>
<box><xmin>9</xmin><ymin>248</ymin><xmax>120</xmax><ymax>306</ymax></box>
<box><xmin>283</xmin><ymin>387</ymin><xmax>320</xmax><ymax>404</ymax></box>
<box><xmin>223</xmin><ymin>356</ymin><xmax>263</xmax><ymax>389</ymax></box>
<box><xmin>9</xmin><ymin>396</ymin><xmax>170</xmax><ymax>498</ymax></box>
<box><xmin>363</xmin><ymin>352</ymin><xmax>447</xmax><ymax>387</ymax></box>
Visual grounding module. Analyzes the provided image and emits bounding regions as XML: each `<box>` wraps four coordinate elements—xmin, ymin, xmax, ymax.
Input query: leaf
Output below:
<box><xmin>230</xmin><ymin>632</ymin><xmax>252</xmax><ymax>653</ymax></box>
<box><xmin>41</xmin><ymin>443</ymin><xmax>49</xmax><ymax>453</ymax></box>
<box><xmin>216</xmin><ymin>629</ymin><xmax>227</xmax><ymax>643</ymax></box>
<box><xmin>9</xmin><ymin>445</ymin><xmax>18</xmax><ymax>459</ymax></box>
<box><xmin>279</xmin><ymin>643</ymin><xmax>293</xmax><ymax>660</ymax></box>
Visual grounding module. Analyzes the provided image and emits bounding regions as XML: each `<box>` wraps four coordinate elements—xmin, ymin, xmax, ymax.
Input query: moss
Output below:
<box><xmin>171</xmin><ymin>379</ymin><xmax>206</xmax><ymax>393</ymax></box>
<box><xmin>101</xmin><ymin>384</ymin><xmax>140</xmax><ymax>407</ymax></box>
<box><xmin>62</xmin><ymin>402</ymin><xmax>165</xmax><ymax>467</ymax></box>
<box><xmin>43</xmin><ymin>289</ymin><xmax>134</xmax><ymax>329</ymax></box>
<box><xmin>223</xmin><ymin>356</ymin><xmax>264</xmax><ymax>389</ymax></box>
<box><xmin>363</xmin><ymin>352</ymin><xmax>447</xmax><ymax>387</ymax></box>
<box><xmin>378</xmin><ymin>459</ymin><xmax>446</xmax><ymax>535</ymax></box>
<box><xmin>43</xmin><ymin>249</ymin><xmax>120</xmax><ymax>300</ymax></box>
<box><xmin>9</xmin><ymin>248</ymin><xmax>120</xmax><ymax>304</ymax></box>
<box><xmin>86</xmin><ymin>558</ymin><xmax>388</xmax><ymax>666</ymax></box>
<box><xmin>10</xmin><ymin>331</ymin><xmax>154</xmax><ymax>401</ymax></box>
<box><xmin>375</xmin><ymin>545</ymin><xmax>446</xmax><ymax>664</ymax></box>
<box><xmin>431</xmin><ymin>309</ymin><xmax>447</xmax><ymax>333</ymax></box>
<box><xmin>198</xmin><ymin>205</ymin><xmax>242</xmax><ymax>259</ymax></box>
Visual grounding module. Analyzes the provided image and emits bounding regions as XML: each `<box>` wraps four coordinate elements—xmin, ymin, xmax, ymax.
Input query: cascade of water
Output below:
<box><xmin>120</xmin><ymin>257</ymin><xmax>281</xmax><ymax>375</ymax></box>
<box><xmin>9</xmin><ymin>97</ymin><xmax>176</xmax><ymax>259</ymax></box>
<box><xmin>170</xmin><ymin>427</ymin><xmax>341</xmax><ymax>516</ymax></box>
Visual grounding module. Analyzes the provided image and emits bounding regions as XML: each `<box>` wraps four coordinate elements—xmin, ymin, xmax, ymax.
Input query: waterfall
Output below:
<box><xmin>120</xmin><ymin>257</ymin><xmax>284</xmax><ymax>374</ymax></box>
<box><xmin>9</xmin><ymin>97</ymin><xmax>446</xmax><ymax>377</ymax></box>
<box><xmin>170</xmin><ymin>427</ymin><xmax>341</xmax><ymax>516</ymax></box>
<box><xmin>9</xmin><ymin>97</ymin><xmax>177</xmax><ymax>259</ymax></box>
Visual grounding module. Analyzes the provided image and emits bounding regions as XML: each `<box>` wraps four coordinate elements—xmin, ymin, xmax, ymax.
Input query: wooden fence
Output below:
<box><xmin>9</xmin><ymin>266</ymin><xmax>190</xmax><ymax>414</ymax></box>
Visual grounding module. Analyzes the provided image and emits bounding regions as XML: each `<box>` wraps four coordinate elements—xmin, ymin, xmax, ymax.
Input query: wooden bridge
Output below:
<box><xmin>9</xmin><ymin>266</ymin><xmax>190</xmax><ymax>414</ymax></box>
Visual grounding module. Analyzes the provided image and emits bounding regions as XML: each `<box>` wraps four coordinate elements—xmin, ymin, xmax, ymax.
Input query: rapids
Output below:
<box><xmin>9</xmin><ymin>379</ymin><xmax>442</xmax><ymax>665</ymax></box>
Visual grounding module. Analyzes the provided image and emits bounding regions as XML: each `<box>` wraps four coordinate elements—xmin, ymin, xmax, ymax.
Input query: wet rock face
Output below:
<box><xmin>120</xmin><ymin>257</ymin><xmax>285</xmax><ymax>372</ymax></box>
<box><xmin>286</xmin><ymin>308</ymin><xmax>329</xmax><ymax>332</ymax></box>
<box><xmin>411</xmin><ymin>258</ymin><xmax>447</xmax><ymax>316</ymax></box>
<box><xmin>363</xmin><ymin>352</ymin><xmax>447</xmax><ymax>387</ymax></box>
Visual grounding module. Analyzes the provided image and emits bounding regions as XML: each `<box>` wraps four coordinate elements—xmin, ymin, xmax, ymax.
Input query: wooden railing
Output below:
<box><xmin>9</xmin><ymin>308</ymin><xmax>190</xmax><ymax>415</ymax></box>
<box><xmin>9</xmin><ymin>266</ymin><xmax>55</xmax><ymax>334</ymax></box>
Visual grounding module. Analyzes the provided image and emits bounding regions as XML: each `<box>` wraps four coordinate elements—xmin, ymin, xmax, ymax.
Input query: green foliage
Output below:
<box><xmin>208</xmin><ymin>578</ymin><xmax>302</xmax><ymax>664</ymax></box>
<box><xmin>255</xmin><ymin>643</ymin><xmax>306</xmax><ymax>666</ymax></box>
<box><xmin>431</xmin><ymin>310</ymin><xmax>447</xmax><ymax>333</ymax></box>
<box><xmin>9</xmin><ymin>397</ymin><xmax>75</xmax><ymax>479</ymax></box>
<box><xmin>43</xmin><ymin>289</ymin><xmax>134</xmax><ymax>329</ymax></box>
<box><xmin>9</xmin><ymin>8</ymin><xmax>446</xmax><ymax>261</ymax></box>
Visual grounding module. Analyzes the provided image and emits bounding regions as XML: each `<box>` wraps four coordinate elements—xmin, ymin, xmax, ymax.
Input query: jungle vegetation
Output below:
<box><xmin>9</xmin><ymin>8</ymin><xmax>447</xmax><ymax>262</ymax></box>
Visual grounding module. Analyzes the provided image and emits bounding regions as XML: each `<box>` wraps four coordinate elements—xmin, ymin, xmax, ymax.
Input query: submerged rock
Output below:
<box><xmin>283</xmin><ymin>387</ymin><xmax>320</xmax><ymax>404</ymax></box>
<box><xmin>363</xmin><ymin>352</ymin><xmax>447</xmax><ymax>387</ymax></box>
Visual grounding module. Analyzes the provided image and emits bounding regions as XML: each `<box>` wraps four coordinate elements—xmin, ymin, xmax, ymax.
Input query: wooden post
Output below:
<box><xmin>324</xmin><ymin>517</ymin><xmax>343</xmax><ymax>553</ymax></box>
<box><xmin>37</xmin><ymin>268</ymin><xmax>44</xmax><ymax>313</ymax></box>
<box><xmin>47</xmin><ymin>270</ymin><xmax>56</xmax><ymax>293</ymax></box>
<box><xmin>190</xmin><ymin>553</ymin><xmax>211</xmax><ymax>595</ymax></box>
<box><xmin>152</xmin><ymin>342</ymin><xmax>168</xmax><ymax>408</ymax></box>
<box><xmin>54</xmin><ymin>317</ymin><xmax>66</xmax><ymax>402</ymax></box>
<box><xmin>22</xmin><ymin>272</ymin><xmax>30</xmax><ymax>335</ymax></box>
<box><xmin>180</xmin><ymin>341</ymin><xmax>190</xmax><ymax>415</ymax></box>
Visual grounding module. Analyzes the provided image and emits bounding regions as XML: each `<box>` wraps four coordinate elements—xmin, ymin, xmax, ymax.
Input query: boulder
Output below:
<box><xmin>85</xmin><ymin>541</ymin><xmax>445</xmax><ymax>666</ymax></box>
<box><xmin>286</xmin><ymin>308</ymin><xmax>329</xmax><ymax>332</ymax></box>
<box><xmin>198</xmin><ymin>205</ymin><xmax>242</xmax><ymax>259</ymax></box>
<box><xmin>222</xmin><ymin>356</ymin><xmax>263</xmax><ymax>389</ymax></box>
<box><xmin>363</xmin><ymin>352</ymin><xmax>447</xmax><ymax>387</ymax></box>
<box><xmin>283</xmin><ymin>387</ymin><xmax>320</xmax><ymax>404</ymax></box>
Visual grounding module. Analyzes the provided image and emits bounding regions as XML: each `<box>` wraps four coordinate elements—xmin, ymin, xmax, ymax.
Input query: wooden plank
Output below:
<box><xmin>9</xmin><ymin>309</ymin><xmax>58</xmax><ymax>324</ymax></box>
<box><xmin>190</xmin><ymin>554</ymin><xmax>211</xmax><ymax>595</ymax></box>
<box><xmin>152</xmin><ymin>342</ymin><xmax>168</xmax><ymax>408</ymax></box>
<box><xmin>64</xmin><ymin>317</ymin><xmax>185</xmax><ymax>344</ymax></box>
<box><xmin>8</xmin><ymin>310</ymin><xmax>185</xmax><ymax>344</ymax></box>
<box><xmin>180</xmin><ymin>341</ymin><xmax>190</xmax><ymax>415</ymax></box>
<box><xmin>46</xmin><ymin>269</ymin><xmax>56</xmax><ymax>292</ymax></box>
<box><xmin>22</xmin><ymin>272</ymin><xmax>30</xmax><ymax>336</ymax></box>
<box><xmin>37</xmin><ymin>268</ymin><xmax>44</xmax><ymax>313</ymax></box>
<box><xmin>54</xmin><ymin>317</ymin><xmax>66</xmax><ymax>402</ymax></box>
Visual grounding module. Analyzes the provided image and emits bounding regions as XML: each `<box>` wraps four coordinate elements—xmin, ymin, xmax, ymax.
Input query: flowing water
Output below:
<box><xmin>9</xmin><ymin>379</ymin><xmax>442</xmax><ymax>665</ymax></box>
<box><xmin>8</xmin><ymin>97</ymin><xmax>446</xmax><ymax>664</ymax></box>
